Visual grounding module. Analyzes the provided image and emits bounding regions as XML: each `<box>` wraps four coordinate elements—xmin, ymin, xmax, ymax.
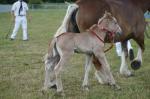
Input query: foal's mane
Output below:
<box><xmin>98</xmin><ymin>12</ymin><xmax>113</xmax><ymax>25</ymax></box>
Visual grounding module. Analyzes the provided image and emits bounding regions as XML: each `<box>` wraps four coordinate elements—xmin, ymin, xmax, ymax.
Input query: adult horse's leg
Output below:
<box><xmin>131</xmin><ymin>16</ymin><xmax>145</xmax><ymax>70</ymax></box>
<box><xmin>131</xmin><ymin>35</ymin><xmax>145</xmax><ymax>70</ymax></box>
<box><xmin>131</xmin><ymin>47</ymin><xmax>143</xmax><ymax>70</ymax></box>
<box><xmin>120</xmin><ymin>41</ymin><xmax>133</xmax><ymax>76</ymax></box>
<box><xmin>82</xmin><ymin>54</ymin><xmax>93</xmax><ymax>91</ymax></box>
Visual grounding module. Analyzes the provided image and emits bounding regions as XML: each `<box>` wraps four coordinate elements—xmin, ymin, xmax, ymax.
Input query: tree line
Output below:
<box><xmin>0</xmin><ymin>0</ymin><xmax>76</xmax><ymax>4</ymax></box>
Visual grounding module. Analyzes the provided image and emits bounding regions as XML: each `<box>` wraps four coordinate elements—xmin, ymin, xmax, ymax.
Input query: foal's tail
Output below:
<box><xmin>44</xmin><ymin>38</ymin><xmax>60</xmax><ymax>70</ymax></box>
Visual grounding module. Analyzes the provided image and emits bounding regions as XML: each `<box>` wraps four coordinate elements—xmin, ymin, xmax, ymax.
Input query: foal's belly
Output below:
<box><xmin>74</xmin><ymin>35</ymin><xmax>94</xmax><ymax>54</ymax></box>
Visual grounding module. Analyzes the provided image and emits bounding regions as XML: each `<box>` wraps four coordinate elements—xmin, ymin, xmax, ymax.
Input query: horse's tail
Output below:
<box><xmin>44</xmin><ymin>38</ymin><xmax>60</xmax><ymax>70</ymax></box>
<box><xmin>54</xmin><ymin>3</ymin><xmax>79</xmax><ymax>37</ymax></box>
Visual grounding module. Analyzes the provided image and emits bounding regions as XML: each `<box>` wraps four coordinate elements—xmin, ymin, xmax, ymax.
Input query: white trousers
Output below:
<box><xmin>10</xmin><ymin>16</ymin><xmax>28</xmax><ymax>40</ymax></box>
<box><xmin>115</xmin><ymin>41</ymin><xmax>133</xmax><ymax>56</ymax></box>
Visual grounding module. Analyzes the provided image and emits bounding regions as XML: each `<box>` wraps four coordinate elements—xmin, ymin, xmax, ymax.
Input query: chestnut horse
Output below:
<box><xmin>54</xmin><ymin>0</ymin><xmax>150</xmax><ymax>77</ymax></box>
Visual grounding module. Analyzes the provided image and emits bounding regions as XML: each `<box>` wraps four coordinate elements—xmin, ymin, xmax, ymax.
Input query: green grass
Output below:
<box><xmin>0</xmin><ymin>9</ymin><xmax>150</xmax><ymax>99</ymax></box>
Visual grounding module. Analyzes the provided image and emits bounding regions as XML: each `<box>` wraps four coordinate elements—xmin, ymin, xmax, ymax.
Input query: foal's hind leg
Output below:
<box><xmin>54</xmin><ymin>52</ymin><xmax>73</xmax><ymax>94</ymax></box>
<box><xmin>82</xmin><ymin>54</ymin><xmax>93</xmax><ymax>91</ymax></box>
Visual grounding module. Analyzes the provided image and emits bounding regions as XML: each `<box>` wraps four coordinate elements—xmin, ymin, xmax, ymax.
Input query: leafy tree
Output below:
<box><xmin>0</xmin><ymin>0</ymin><xmax>76</xmax><ymax>4</ymax></box>
<box><xmin>0</xmin><ymin>0</ymin><xmax>16</xmax><ymax>4</ymax></box>
<box><xmin>28</xmin><ymin>0</ymin><xmax>43</xmax><ymax>4</ymax></box>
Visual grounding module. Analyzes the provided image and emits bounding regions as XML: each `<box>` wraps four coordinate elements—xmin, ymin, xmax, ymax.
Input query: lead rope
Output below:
<box><xmin>89</xmin><ymin>28</ymin><xmax>115</xmax><ymax>53</ymax></box>
<box><xmin>103</xmin><ymin>26</ymin><xmax>119</xmax><ymax>53</ymax></box>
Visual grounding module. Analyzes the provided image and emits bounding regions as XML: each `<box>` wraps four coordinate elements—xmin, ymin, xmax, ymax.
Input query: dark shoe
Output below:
<box><xmin>129</xmin><ymin>49</ymin><xmax>134</xmax><ymax>61</ymax></box>
<box><xmin>10</xmin><ymin>38</ymin><xmax>14</xmax><ymax>40</ymax></box>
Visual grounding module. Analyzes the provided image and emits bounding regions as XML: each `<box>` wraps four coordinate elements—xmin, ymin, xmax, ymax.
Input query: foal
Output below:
<box><xmin>43</xmin><ymin>12</ymin><xmax>121</xmax><ymax>94</ymax></box>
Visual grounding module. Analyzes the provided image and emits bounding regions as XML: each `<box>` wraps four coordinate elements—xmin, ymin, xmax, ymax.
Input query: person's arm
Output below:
<box><xmin>11</xmin><ymin>10</ymin><xmax>15</xmax><ymax>23</ymax></box>
<box><xmin>25</xmin><ymin>3</ymin><xmax>31</xmax><ymax>22</ymax></box>
<box><xmin>26</xmin><ymin>11</ymin><xmax>31</xmax><ymax>22</ymax></box>
<box><xmin>11</xmin><ymin>3</ymin><xmax>16</xmax><ymax>23</ymax></box>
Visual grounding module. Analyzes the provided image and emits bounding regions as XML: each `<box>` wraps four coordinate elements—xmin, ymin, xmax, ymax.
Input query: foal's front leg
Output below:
<box><xmin>94</xmin><ymin>51</ymin><xmax>120</xmax><ymax>89</ymax></box>
<box><xmin>82</xmin><ymin>54</ymin><xmax>93</xmax><ymax>91</ymax></box>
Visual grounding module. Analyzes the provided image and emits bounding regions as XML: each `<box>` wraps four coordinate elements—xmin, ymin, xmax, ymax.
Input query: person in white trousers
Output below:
<box><xmin>115</xmin><ymin>40</ymin><xmax>134</xmax><ymax>60</ymax></box>
<box><xmin>10</xmin><ymin>0</ymin><xmax>30</xmax><ymax>41</ymax></box>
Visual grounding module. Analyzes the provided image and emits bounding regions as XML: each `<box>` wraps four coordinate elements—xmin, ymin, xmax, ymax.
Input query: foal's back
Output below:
<box><xmin>56</xmin><ymin>32</ymin><xmax>102</xmax><ymax>54</ymax></box>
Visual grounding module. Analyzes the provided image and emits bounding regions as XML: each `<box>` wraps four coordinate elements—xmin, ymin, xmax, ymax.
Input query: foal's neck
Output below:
<box><xmin>92</xmin><ymin>26</ymin><xmax>106</xmax><ymax>40</ymax></box>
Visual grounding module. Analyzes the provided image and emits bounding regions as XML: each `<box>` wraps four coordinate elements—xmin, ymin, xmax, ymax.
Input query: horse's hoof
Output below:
<box><xmin>50</xmin><ymin>84</ymin><xmax>57</xmax><ymax>89</ymax></box>
<box><xmin>131</xmin><ymin>60</ymin><xmax>141</xmax><ymax>70</ymax></box>
<box><xmin>129</xmin><ymin>49</ymin><xmax>134</xmax><ymax>61</ymax></box>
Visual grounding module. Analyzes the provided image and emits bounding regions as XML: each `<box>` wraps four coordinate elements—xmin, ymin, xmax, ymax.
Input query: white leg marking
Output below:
<box><xmin>120</xmin><ymin>51</ymin><xmax>132</xmax><ymax>76</ymax></box>
<box><xmin>135</xmin><ymin>47</ymin><xmax>142</xmax><ymax>63</ymax></box>
<box><xmin>127</xmin><ymin>40</ymin><xmax>133</xmax><ymax>52</ymax></box>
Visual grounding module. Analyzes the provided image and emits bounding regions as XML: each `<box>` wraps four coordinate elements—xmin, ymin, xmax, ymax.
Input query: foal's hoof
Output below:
<box><xmin>82</xmin><ymin>85</ymin><xmax>89</xmax><ymax>91</ymax></box>
<box><xmin>131</xmin><ymin>60</ymin><xmax>141</xmax><ymax>70</ymax></box>
<box><xmin>41</xmin><ymin>88</ymin><xmax>48</xmax><ymax>95</ymax></box>
<box><xmin>50</xmin><ymin>84</ymin><xmax>57</xmax><ymax>89</ymax></box>
<box><xmin>55</xmin><ymin>91</ymin><xmax>65</xmax><ymax>97</ymax></box>
<box><xmin>111</xmin><ymin>84</ymin><xmax>121</xmax><ymax>90</ymax></box>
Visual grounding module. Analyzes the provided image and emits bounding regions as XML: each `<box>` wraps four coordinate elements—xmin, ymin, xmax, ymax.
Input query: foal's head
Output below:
<box><xmin>97</xmin><ymin>11</ymin><xmax>121</xmax><ymax>33</ymax></box>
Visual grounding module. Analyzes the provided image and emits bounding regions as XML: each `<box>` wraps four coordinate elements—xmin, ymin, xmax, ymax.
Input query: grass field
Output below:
<box><xmin>0</xmin><ymin>9</ymin><xmax>150</xmax><ymax>99</ymax></box>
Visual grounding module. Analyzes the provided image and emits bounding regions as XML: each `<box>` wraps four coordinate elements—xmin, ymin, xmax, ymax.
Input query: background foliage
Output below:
<box><xmin>0</xmin><ymin>0</ymin><xmax>75</xmax><ymax>4</ymax></box>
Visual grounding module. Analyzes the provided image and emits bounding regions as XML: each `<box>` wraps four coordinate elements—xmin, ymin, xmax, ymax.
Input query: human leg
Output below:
<box><xmin>22</xmin><ymin>17</ymin><xmax>28</xmax><ymax>40</ymax></box>
<box><xmin>10</xmin><ymin>16</ymin><xmax>21</xmax><ymax>39</ymax></box>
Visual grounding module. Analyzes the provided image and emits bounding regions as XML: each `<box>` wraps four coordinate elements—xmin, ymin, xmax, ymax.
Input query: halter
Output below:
<box><xmin>88</xmin><ymin>21</ymin><xmax>119</xmax><ymax>53</ymax></box>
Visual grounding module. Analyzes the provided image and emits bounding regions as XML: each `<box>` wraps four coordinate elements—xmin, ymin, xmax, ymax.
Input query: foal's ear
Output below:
<box><xmin>98</xmin><ymin>18</ymin><xmax>103</xmax><ymax>24</ymax></box>
<box><xmin>104</xmin><ymin>11</ymin><xmax>112</xmax><ymax>17</ymax></box>
<box><xmin>105</xmin><ymin>11</ymin><xmax>109</xmax><ymax>14</ymax></box>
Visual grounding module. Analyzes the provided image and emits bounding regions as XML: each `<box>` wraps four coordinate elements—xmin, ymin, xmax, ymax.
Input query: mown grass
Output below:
<box><xmin>0</xmin><ymin>9</ymin><xmax>150</xmax><ymax>99</ymax></box>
